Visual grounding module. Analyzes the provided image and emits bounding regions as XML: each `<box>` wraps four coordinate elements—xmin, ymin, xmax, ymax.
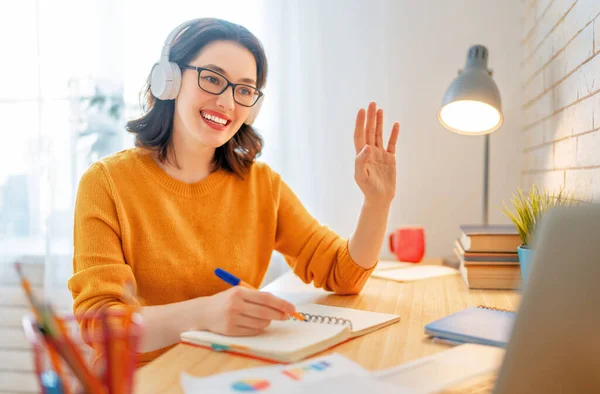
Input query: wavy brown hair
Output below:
<box><xmin>126</xmin><ymin>18</ymin><xmax>267</xmax><ymax>178</ymax></box>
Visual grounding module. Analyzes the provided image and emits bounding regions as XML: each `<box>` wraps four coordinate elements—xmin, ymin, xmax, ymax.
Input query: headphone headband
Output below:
<box><xmin>160</xmin><ymin>18</ymin><xmax>201</xmax><ymax>61</ymax></box>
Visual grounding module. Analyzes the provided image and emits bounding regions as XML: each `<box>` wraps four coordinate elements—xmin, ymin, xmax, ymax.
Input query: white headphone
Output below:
<box><xmin>150</xmin><ymin>18</ymin><xmax>264</xmax><ymax>125</ymax></box>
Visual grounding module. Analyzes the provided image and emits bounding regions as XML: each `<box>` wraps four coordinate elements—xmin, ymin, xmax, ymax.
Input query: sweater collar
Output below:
<box><xmin>133</xmin><ymin>148</ymin><xmax>231</xmax><ymax>198</ymax></box>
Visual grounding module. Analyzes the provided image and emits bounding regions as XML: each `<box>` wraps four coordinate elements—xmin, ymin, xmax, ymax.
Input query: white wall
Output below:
<box><xmin>263</xmin><ymin>0</ymin><xmax>523</xmax><ymax>260</ymax></box>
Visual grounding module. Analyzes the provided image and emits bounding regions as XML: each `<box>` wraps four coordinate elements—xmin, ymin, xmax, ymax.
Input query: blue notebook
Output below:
<box><xmin>424</xmin><ymin>306</ymin><xmax>516</xmax><ymax>347</ymax></box>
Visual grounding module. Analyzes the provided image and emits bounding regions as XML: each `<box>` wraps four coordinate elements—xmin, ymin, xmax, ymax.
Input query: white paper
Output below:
<box><xmin>180</xmin><ymin>353</ymin><xmax>371</xmax><ymax>394</ymax></box>
<box><xmin>371</xmin><ymin>265</ymin><xmax>458</xmax><ymax>282</ymax></box>
<box><xmin>288</xmin><ymin>374</ymin><xmax>415</xmax><ymax>394</ymax></box>
<box><xmin>374</xmin><ymin>260</ymin><xmax>414</xmax><ymax>272</ymax></box>
<box><xmin>373</xmin><ymin>344</ymin><xmax>504</xmax><ymax>393</ymax></box>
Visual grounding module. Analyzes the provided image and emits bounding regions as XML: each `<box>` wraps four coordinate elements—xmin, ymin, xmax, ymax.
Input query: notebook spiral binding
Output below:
<box><xmin>477</xmin><ymin>305</ymin><xmax>515</xmax><ymax>313</ymax></box>
<box><xmin>291</xmin><ymin>313</ymin><xmax>354</xmax><ymax>330</ymax></box>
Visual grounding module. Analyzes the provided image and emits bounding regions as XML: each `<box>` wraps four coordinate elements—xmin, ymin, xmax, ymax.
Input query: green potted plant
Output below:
<box><xmin>501</xmin><ymin>185</ymin><xmax>575</xmax><ymax>284</ymax></box>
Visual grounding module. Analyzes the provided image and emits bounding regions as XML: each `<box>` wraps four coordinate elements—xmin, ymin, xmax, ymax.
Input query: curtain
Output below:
<box><xmin>261</xmin><ymin>0</ymin><xmax>392</xmax><ymax>223</ymax></box>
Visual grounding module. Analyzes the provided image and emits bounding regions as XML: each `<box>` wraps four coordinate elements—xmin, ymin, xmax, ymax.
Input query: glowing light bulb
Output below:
<box><xmin>439</xmin><ymin>100</ymin><xmax>502</xmax><ymax>135</ymax></box>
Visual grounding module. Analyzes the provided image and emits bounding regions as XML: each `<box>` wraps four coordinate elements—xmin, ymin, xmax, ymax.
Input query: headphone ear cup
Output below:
<box><xmin>150</xmin><ymin>62</ymin><xmax>181</xmax><ymax>100</ymax></box>
<box><xmin>150</xmin><ymin>62</ymin><xmax>168</xmax><ymax>99</ymax></box>
<box><xmin>244</xmin><ymin>95</ymin><xmax>264</xmax><ymax>125</ymax></box>
<box><xmin>165</xmin><ymin>62</ymin><xmax>182</xmax><ymax>99</ymax></box>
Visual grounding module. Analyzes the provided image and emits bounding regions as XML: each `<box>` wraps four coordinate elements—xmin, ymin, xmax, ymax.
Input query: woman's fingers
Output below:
<box><xmin>234</xmin><ymin>295</ymin><xmax>293</xmax><ymax>335</ymax></box>
<box><xmin>375</xmin><ymin>108</ymin><xmax>384</xmax><ymax>148</ymax></box>
<box><xmin>242</xmin><ymin>289</ymin><xmax>296</xmax><ymax>314</ymax></box>
<box><xmin>365</xmin><ymin>102</ymin><xmax>377</xmax><ymax>146</ymax></box>
<box><xmin>242</xmin><ymin>300</ymin><xmax>289</xmax><ymax>321</ymax></box>
<box><xmin>354</xmin><ymin>108</ymin><xmax>366</xmax><ymax>154</ymax></box>
<box><xmin>387</xmin><ymin>122</ymin><xmax>401</xmax><ymax>154</ymax></box>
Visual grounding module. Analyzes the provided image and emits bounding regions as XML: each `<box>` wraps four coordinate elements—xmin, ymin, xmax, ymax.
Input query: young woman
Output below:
<box><xmin>68</xmin><ymin>18</ymin><xmax>400</xmax><ymax>366</ymax></box>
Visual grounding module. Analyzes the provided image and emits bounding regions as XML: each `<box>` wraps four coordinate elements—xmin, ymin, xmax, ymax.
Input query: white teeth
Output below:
<box><xmin>201</xmin><ymin>112</ymin><xmax>227</xmax><ymax>125</ymax></box>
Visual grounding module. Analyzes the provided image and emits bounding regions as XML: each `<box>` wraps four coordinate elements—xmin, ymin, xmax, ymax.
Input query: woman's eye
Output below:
<box><xmin>238</xmin><ymin>88</ymin><xmax>252</xmax><ymax>96</ymax></box>
<box><xmin>203</xmin><ymin>76</ymin><xmax>220</xmax><ymax>85</ymax></box>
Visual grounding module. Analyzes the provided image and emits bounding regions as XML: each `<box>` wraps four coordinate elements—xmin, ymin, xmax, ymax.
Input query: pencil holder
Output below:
<box><xmin>22</xmin><ymin>309</ymin><xmax>143</xmax><ymax>394</ymax></box>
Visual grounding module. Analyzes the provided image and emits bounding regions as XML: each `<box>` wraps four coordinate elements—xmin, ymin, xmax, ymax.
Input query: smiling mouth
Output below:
<box><xmin>200</xmin><ymin>111</ymin><xmax>231</xmax><ymax>126</ymax></box>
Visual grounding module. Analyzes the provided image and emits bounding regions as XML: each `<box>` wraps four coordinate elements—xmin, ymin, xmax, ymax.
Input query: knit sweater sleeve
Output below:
<box><xmin>269</xmin><ymin>169</ymin><xmax>374</xmax><ymax>294</ymax></box>
<box><xmin>68</xmin><ymin>163</ymin><xmax>140</xmax><ymax>335</ymax></box>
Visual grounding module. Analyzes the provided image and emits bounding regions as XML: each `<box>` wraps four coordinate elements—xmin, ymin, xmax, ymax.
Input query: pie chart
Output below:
<box><xmin>231</xmin><ymin>379</ymin><xmax>271</xmax><ymax>392</ymax></box>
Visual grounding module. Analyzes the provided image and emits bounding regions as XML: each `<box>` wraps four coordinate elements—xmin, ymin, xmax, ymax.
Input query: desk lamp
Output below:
<box><xmin>438</xmin><ymin>44</ymin><xmax>503</xmax><ymax>225</ymax></box>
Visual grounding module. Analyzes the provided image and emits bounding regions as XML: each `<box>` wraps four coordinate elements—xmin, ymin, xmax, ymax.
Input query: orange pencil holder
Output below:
<box><xmin>22</xmin><ymin>309</ymin><xmax>143</xmax><ymax>394</ymax></box>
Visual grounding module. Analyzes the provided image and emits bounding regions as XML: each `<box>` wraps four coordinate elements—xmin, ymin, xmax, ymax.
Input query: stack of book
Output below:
<box><xmin>454</xmin><ymin>224</ymin><xmax>522</xmax><ymax>290</ymax></box>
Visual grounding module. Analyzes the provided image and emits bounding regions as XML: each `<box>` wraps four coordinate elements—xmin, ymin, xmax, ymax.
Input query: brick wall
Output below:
<box><xmin>522</xmin><ymin>0</ymin><xmax>600</xmax><ymax>200</ymax></box>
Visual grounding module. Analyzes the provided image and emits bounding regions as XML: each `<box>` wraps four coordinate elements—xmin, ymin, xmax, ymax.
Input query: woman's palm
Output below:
<box><xmin>353</xmin><ymin>102</ymin><xmax>400</xmax><ymax>201</ymax></box>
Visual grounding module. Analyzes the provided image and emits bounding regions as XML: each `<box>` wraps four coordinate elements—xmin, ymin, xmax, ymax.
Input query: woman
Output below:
<box><xmin>68</xmin><ymin>17</ymin><xmax>400</xmax><ymax>366</ymax></box>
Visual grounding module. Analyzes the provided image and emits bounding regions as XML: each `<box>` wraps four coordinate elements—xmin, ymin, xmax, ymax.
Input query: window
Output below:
<box><xmin>0</xmin><ymin>0</ymin><xmax>267</xmax><ymax>275</ymax></box>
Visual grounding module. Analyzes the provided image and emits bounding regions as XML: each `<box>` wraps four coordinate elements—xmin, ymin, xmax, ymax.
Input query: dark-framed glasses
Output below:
<box><xmin>180</xmin><ymin>65</ymin><xmax>263</xmax><ymax>107</ymax></box>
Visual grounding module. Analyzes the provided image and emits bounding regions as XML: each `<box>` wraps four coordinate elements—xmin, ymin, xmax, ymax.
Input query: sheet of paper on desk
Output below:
<box><xmin>374</xmin><ymin>260</ymin><xmax>414</xmax><ymax>272</ymax></box>
<box><xmin>180</xmin><ymin>353</ymin><xmax>397</xmax><ymax>394</ymax></box>
<box><xmin>371</xmin><ymin>265</ymin><xmax>458</xmax><ymax>282</ymax></box>
<box><xmin>372</xmin><ymin>344</ymin><xmax>504</xmax><ymax>393</ymax></box>
<box><xmin>292</xmin><ymin>374</ymin><xmax>413</xmax><ymax>394</ymax></box>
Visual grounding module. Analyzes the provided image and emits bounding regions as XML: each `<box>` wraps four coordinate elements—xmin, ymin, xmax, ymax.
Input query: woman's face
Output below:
<box><xmin>174</xmin><ymin>40</ymin><xmax>258</xmax><ymax>150</ymax></box>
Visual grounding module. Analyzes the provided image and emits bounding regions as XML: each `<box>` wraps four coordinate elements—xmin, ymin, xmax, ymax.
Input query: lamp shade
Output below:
<box><xmin>438</xmin><ymin>45</ymin><xmax>503</xmax><ymax>135</ymax></box>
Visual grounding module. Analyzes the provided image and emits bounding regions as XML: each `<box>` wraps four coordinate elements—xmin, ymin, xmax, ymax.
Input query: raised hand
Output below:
<box><xmin>353</xmin><ymin>102</ymin><xmax>400</xmax><ymax>202</ymax></box>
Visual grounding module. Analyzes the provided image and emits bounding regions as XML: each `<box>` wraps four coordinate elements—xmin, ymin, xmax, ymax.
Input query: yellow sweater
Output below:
<box><xmin>68</xmin><ymin>148</ymin><xmax>374</xmax><ymax>365</ymax></box>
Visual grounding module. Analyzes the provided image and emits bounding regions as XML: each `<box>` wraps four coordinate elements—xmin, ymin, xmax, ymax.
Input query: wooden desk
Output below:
<box><xmin>134</xmin><ymin>259</ymin><xmax>519</xmax><ymax>393</ymax></box>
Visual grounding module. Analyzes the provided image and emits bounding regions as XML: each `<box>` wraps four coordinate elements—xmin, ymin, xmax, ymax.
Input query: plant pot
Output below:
<box><xmin>517</xmin><ymin>245</ymin><xmax>535</xmax><ymax>285</ymax></box>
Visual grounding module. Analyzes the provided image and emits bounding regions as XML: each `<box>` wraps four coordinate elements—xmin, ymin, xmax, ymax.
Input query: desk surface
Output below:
<box><xmin>134</xmin><ymin>259</ymin><xmax>519</xmax><ymax>393</ymax></box>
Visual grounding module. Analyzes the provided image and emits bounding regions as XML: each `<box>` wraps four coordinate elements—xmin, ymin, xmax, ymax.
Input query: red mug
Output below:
<box><xmin>389</xmin><ymin>227</ymin><xmax>425</xmax><ymax>263</ymax></box>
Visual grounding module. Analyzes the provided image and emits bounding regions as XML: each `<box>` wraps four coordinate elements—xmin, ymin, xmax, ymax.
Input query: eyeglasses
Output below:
<box><xmin>180</xmin><ymin>65</ymin><xmax>263</xmax><ymax>107</ymax></box>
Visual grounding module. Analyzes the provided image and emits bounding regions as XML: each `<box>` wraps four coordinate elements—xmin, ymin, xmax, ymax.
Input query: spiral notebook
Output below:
<box><xmin>424</xmin><ymin>305</ymin><xmax>516</xmax><ymax>348</ymax></box>
<box><xmin>180</xmin><ymin>304</ymin><xmax>400</xmax><ymax>363</ymax></box>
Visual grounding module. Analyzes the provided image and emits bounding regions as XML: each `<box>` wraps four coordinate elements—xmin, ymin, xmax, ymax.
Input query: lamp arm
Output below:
<box><xmin>483</xmin><ymin>134</ymin><xmax>490</xmax><ymax>225</ymax></box>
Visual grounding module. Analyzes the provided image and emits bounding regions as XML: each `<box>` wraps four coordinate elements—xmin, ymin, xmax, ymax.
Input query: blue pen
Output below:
<box><xmin>214</xmin><ymin>268</ymin><xmax>305</xmax><ymax>321</ymax></box>
<box><xmin>214</xmin><ymin>268</ymin><xmax>253</xmax><ymax>289</ymax></box>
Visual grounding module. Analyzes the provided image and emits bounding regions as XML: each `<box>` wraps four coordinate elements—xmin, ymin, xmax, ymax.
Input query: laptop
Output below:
<box><xmin>376</xmin><ymin>204</ymin><xmax>600</xmax><ymax>393</ymax></box>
